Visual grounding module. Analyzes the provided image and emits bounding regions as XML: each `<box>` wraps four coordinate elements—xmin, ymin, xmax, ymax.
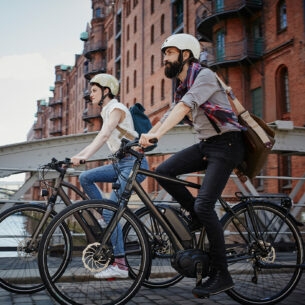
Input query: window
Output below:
<box><xmin>276</xmin><ymin>65</ymin><xmax>290</xmax><ymax>119</ymax></box>
<box><xmin>134</xmin><ymin>16</ymin><xmax>137</xmax><ymax>33</ymax></box>
<box><xmin>126</xmin><ymin>0</ymin><xmax>131</xmax><ymax>16</ymax></box>
<box><xmin>251</xmin><ymin>87</ymin><xmax>263</xmax><ymax>118</ymax></box>
<box><xmin>126</xmin><ymin>50</ymin><xmax>130</xmax><ymax>67</ymax></box>
<box><xmin>151</xmin><ymin>86</ymin><xmax>155</xmax><ymax>106</ymax></box>
<box><xmin>160</xmin><ymin>14</ymin><xmax>165</xmax><ymax>35</ymax></box>
<box><xmin>151</xmin><ymin>25</ymin><xmax>154</xmax><ymax>44</ymax></box>
<box><xmin>126</xmin><ymin>77</ymin><xmax>130</xmax><ymax>93</ymax></box>
<box><xmin>134</xmin><ymin>43</ymin><xmax>137</xmax><ymax>60</ymax></box>
<box><xmin>151</xmin><ymin>55</ymin><xmax>154</xmax><ymax>74</ymax></box>
<box><xmin>127</xmin><ymin>24</ymin><xmax>130</xmax><ymax>41</ymax></box>
<box><xmin>161</xmin><ymin>79</ymin><xmax>165</xmax><ymax>100</ymax></box>
<box><xmin>216</xmin><ymin>29</ymin><xmax>225</xmax><ymax>61</ymax></box>
<box><xmin>172</xmin><ymin>0</ymin><xmax>183</xmax><ymax>31</ymax></box>
<box><xmin>151</xmin><ymin>0</ymin><xmax>154</xmax><ymax>14</ymax></box>
<box><xmin>279</xmin><ymin>155</ymin><xmax>292</xmax><ymax>191</ymax></box>
<box><xmin>116</xmin><ymin>12</ymin><xmax>122</xmax><ymax>33</ymax></box>
<box><xmin>215</xmin><ymin>0</ymin><xmax>224</xmax><ymax>13</ymax></box>
<box><xmin>95</xmin><ymin>7</ymin><xmax>102</xmax><ymax>18</ymax></box>
<box><xmin>116</xmin><ymin>60</ymin><xmax>121</xmax><ymax>82</ymax></box>
<box><xmin>277</xmin><ymin>0</ymin><xmax>287</xmax><ymax>32</ymax></box>
<box><xmin>133</xmin><ymin>70</ymin><xmax>137</xmax><ymax>88</ymax></box>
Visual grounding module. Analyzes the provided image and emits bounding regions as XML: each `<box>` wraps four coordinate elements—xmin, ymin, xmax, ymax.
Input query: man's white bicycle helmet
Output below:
<box><xmin>161</xmin><ymin>33</ymin><xmax>201</xmax><ymax>60</ymax></box>
<box><xmin>90</xmin><ymin>74</ymin><xmax>119</xmax><ymax>96</ymax></box>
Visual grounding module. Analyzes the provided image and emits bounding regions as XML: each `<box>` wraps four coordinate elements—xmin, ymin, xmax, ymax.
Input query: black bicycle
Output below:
<box><xmin>38</xmin><ymin>139</ymin><xmax>304</xmax><ymax>305</ymax></box>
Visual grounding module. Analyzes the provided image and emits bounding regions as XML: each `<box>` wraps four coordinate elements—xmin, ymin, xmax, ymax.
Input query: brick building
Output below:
<box><xmin>29</xmin><ymin>0</ymin><xmax>305</xmax><ymax>200</ymax></box>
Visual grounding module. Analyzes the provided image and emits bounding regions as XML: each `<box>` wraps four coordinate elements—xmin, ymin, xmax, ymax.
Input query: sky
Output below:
<box><xmin>0</xmin><ymin>0</ymin><xmax>92</xmax><ymax>147</ymax></box>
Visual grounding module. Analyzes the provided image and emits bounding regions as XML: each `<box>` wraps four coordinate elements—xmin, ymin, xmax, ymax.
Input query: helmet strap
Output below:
<box><xmin>176</xmin><ymin>50</ymin><xmax>189</xmax><ymax>76</ymax></box>
<box><xmin>98</xmin><ymin>88</ymin><xmax>110</xmax><ymax>107</ymax></box>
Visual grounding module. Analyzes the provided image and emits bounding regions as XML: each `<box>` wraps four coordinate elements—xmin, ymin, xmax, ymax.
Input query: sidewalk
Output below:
<box><xmin>0</xmin><ymin>274</ymin><xmax>304</xmax><ymax>305</ymax></box>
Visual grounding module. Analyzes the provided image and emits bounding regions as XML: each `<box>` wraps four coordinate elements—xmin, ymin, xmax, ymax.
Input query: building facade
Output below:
<box><xmin>28</xmin><ymin>0</ymin><xmax>305</xmax><ymax>201</ymax></box>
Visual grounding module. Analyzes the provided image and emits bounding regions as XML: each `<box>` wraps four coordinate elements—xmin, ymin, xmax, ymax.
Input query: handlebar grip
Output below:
<box><xmin>149</xmin><ymin>138</ymin><xmax>158</xmax><ymax>144</ymax></box>
<box><xmin>80</xmin><ymin>160</ymin><xmax>86</xmax><ymax>164</ymax></box>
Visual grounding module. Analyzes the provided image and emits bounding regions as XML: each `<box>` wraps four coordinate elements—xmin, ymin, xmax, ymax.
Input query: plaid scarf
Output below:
<box><xmin>174</xmin><ymin>63</ymin><xmax>245</xmax><ymax>131</ymax></box>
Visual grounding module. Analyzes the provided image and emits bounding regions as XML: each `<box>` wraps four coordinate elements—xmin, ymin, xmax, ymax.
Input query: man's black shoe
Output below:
<box><xmin>192</xmin><ymin>269</ymin><xmax>234</xmax><ymax>298</ymax></box>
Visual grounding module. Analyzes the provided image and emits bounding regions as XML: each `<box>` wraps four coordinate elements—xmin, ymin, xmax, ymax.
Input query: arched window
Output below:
<box><xmin>277</xmin><ymin>0</ymin><xmax>287</xmax><ymax>32</ymax></box>
<box><xmin>275</xmin><ymin>65</ymin><xmax>290</xmax><ymax>120</ymax></box>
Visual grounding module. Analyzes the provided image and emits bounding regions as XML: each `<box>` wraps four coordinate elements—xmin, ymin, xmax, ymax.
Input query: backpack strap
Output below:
<box><xmin>116</xmin><ymin>125</ymin><xmax>135</xmax><ymax>140</ymax></box>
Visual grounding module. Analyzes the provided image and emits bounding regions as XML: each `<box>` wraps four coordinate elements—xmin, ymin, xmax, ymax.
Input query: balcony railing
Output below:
<box><xmin>83</xmin><ymin>41</ymin><xmax>107</xmax><ymax>59</ymax></box>
<box><xmin>197</xmin><ymin>0</ymin><xmax>263</xmax><ymax>41</ymax></box>
<box><xmin>203</xmin><ymin>38</ymin><xmax>263</xmax><ymax>67</ymax></box>
<box><xmin>49</xmin><ymin>110</ymin><xmax>62</xmax><ymax>120</ymax></box>
<box><xmin>48</xmin><ymin>99</ymin><xmax>63</xmax><ymax>107</ymax></box>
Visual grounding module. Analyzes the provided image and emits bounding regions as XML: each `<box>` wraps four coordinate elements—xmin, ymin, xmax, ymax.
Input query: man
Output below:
<box><xmin>72</xmin><ymin>73</ymin><xmax>148</xmax><ymax>279</ymax></box>
<box><xmin>139</xmin><ymin>33</ymin><xmax>244</xmax><ymax>297</ymax></box>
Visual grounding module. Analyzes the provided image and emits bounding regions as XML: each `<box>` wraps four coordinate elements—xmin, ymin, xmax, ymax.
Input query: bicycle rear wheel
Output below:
<box><xmin>222</xmin><ymin>201</ymin><xmax>304</xmax><ymax>305</ymax></box>
<box><xmin>125</xmin><ymin>206</ymin><xmax>184</xmax><ymax>288</ymax></box>
<box><xmin>38</xmin><ymin>199</ymin><xmax>151</xmax><ymax>305</ymax></box>
<box><xmin>0</xmin><ymin>204</ymin><xmax>71</xmax><ymax>293</ymax></box>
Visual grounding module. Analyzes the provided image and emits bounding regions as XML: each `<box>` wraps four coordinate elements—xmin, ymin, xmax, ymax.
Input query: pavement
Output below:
<box><xmin>0</xmin><ymin>274</ymin><xmax>304</xmax><ymax>305</ymax></box>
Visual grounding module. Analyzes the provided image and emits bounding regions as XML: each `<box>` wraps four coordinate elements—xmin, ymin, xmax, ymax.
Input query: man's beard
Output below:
<box><xmin>164</xmin><ymin>60</ymin><xmax>182</xmax><ymax>78</ymax></box>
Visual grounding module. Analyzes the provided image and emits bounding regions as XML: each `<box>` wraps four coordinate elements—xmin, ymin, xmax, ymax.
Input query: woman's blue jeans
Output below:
<box><xmin>79</xmin><ymin>155</ymin><xmax>148</xmax><ymax>257</ymax></box>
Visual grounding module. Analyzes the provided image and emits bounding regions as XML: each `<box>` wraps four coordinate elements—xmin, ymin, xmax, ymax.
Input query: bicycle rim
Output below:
<box><xmin>125</xmin><ymin>206</ymin><xmax>183</xmax><ymax>288</ymax></box>
<box><xmin>38</xmin><ymin>199</ymin><xmax>150</xmax><ymax>305</ymax></box>
<box><xmin>0</xmin><ymin>204</ymin><xmax>70</xmax><ymax>293</ymax></box>
<box><xmin>222</xmin><ymin>201</ymin><xmax>303</xmax><ymax>305</ymax></box>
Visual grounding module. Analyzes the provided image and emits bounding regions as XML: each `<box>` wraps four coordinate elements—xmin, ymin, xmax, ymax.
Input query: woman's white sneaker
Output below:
<box><xmin>94</xmin><ymin>265</ymin><xmax>128</xmax><ymax>279</ymax></box>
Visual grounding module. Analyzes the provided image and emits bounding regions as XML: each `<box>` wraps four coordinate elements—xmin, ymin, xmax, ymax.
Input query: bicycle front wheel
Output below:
<box><xmin>0</xmin><ymin>204</ymin><xmax>71</xmax><ymax>294</ymax></box>
<box><xmin>222</xmin><ymin>201</ymin><xmax>304</xmax><ymax>305</ymax></box>
<box><xmin>38</xmin><ymin>199</ymin><xmax>151</xmax><ymax>305</ymax></box>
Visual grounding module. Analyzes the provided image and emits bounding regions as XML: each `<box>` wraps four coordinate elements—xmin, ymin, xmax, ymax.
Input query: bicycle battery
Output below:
<box><xmin>158</xmin><ymin>204</ymin><xmax>193</xmax><ymax>248</ymax></box>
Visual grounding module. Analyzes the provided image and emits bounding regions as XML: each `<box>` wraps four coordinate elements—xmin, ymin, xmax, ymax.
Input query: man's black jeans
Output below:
<box><xmin>156</xmin><ymin>131</ymin><xmax>245</xmax><ymax>271</ymax></box>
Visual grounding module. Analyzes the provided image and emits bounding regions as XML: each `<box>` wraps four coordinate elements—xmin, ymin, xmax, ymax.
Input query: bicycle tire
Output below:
<box><xmin>125</xmin><ymin>206</ymin><xmax>184</xmax><ymax>288</ymax></box>
<box><xmin>221</xmin><ymin>201</ymin><xmax>304</xmax><ymax>305</ymax></box>
<box><xmin>38</xmin><ymin>199</ymin><xmax>151</xmax><ymax>305</ymax></box>
<box><xmin>0</xmin><ymin>204</ymin><xmax>71</xmax><ymax>294</ymax></box>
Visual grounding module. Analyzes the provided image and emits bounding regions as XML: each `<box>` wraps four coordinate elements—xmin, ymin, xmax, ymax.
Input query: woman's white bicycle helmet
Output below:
<box><xmin>161</xmin><ymin>33</ymin><xmax>201</xmax><ymax>60</ymax></box>
<box><xmin>90</xmin><ymin>74</ymin><xmax>119</xmax><ymax>96</ymax></box>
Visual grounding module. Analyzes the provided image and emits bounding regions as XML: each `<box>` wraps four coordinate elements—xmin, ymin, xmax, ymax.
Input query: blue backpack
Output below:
<box><xmin>130</xmin><ymin>103</ymin><xmax>157</xmax><ymax>151</ymax></box>
<box><xmin>129</xmin><ymin>103</ymin><xmax>152</xmax><ymax>136</ymax></box>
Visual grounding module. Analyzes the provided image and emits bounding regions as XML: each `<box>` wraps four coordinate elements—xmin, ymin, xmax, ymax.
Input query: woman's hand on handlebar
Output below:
<box><xmin>139</xmin><ymin>133</ymin><xmax>158</xmax><ymax>148</ymax></box>
<box><xmin>71</xmin><ymin>156</ymin><xmax>86</xmax><ymax>166</ymax></box>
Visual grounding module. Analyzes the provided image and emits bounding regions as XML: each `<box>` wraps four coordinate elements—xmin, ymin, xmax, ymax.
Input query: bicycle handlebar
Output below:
<box><xmin>114</xmin><ymin>138</ymin><xmax>158</xmax><ymax>160</ymax></box>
